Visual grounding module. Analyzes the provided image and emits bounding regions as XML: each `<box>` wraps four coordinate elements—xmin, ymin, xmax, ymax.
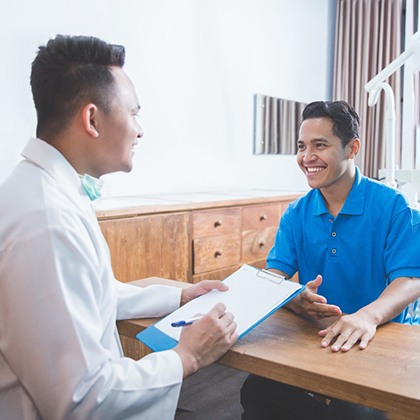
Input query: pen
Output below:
<box><xmin>171</xmin><ymin>316</ymin><xmax>203</xmax><ymax>327</ymax></box>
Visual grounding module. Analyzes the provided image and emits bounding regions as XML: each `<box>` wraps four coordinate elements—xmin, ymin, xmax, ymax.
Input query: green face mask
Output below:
<box><xmin>80</xmin><ymin>174</ymin><xmax>104</xmax><ymax>201</ymax></box>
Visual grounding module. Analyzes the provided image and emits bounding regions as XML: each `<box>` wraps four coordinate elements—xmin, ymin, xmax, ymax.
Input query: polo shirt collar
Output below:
<box><xmin>313</xmin><ymin>167</ymin><xmax>365</xmax><ymax>216</ymax></box>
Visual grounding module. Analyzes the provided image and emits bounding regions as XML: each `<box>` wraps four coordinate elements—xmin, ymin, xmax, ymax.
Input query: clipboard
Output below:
<box><xmin>136</xmin><ymin>264</ymin><xmax>304</xmax><ymax>352</ymax></box>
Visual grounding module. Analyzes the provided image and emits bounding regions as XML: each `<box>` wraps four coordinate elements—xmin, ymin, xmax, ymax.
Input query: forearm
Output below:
<box><xmin>116</xmin><ymin>281</ymin><xmax>182</xmax><ymax>319</ymax></box>
<box><xmin>359</xmin><ymin>277</ymin><xmax>420</xmax><ymax>326</ymax></box>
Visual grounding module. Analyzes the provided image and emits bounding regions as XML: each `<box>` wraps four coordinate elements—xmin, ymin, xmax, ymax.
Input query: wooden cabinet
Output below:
<box><xmin>99</xmin><ymin>213</ymin><xmax>190</xmax><ymax>282</ymax></box>
<box><xmin>96</xmin><ymin>191</ymin><xmax>302</xmax><ymax>283</ymax></box>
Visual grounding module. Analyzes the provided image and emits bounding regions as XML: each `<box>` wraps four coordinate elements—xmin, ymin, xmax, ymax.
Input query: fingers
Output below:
<box><xmin>302</xmin><ymin>290</ymin><xmax>327</xmax><ymax>305</ymax></box>
<box><xmin>199</xmin><ymin>280</ymin><xmax>229</xmax><ymax>292</ymax></box>
<box><xmin>208</xmin><ymin>302</ymin><xmax>227</xmax><ymax>318</ymax></box>
<box><xmin>308</xmin><ymin>303</ymin><xmax>342</xmax><ymax>319</ymax></box>
<box><xmin>175</xmin><ymin>304</ymin><xmax>238</xmax><ymax>376</ymax></box>
<box><xmin>208</xmin><ymin>306</ymin><xmax>237</xmax><ymax>338</ymax></box>
<box><xmin>321</xmin><ymin>329</ymin><xmax>360</xmax><ymax>352</ymax></box>
<box><xmin>318</xmin><ymin>315</ymin><xmax>376</xmax><ymax>352</ymax></box>
<box><xmin>192</xmin><ymin>304</ymin><xmax>237</xmax><ymax>339</ymax></box>
<box><xmin>181</xmin><ymin>280</ymin><xmax>228</xmax><ymax>305</ymax></box>
<box><xmin>305</xmin><ymin>275</ymin><xmax>323</xmax><ymax>293</ymax></box>
<box><xmin>296</xmin><ymin>275</ymin><xmax>342</xmax><ymax>319</ymax></box>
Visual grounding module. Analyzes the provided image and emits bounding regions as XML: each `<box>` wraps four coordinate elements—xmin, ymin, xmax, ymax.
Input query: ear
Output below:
<box><xmin>347</xmin><ymin>138</ymin><xmax>360</xmax><ymax>159</ymax></box>
<box><xmin>82</xmin><ymin>104</ymin><xmax>100</xmax><ymax>138</ymax></box>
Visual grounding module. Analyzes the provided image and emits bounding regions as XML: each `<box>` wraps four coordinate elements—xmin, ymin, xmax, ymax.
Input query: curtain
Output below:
<box><xmin>333</xmin><ymin>0</ymin><xmax>402</xmax><ymax>179</ymax></box>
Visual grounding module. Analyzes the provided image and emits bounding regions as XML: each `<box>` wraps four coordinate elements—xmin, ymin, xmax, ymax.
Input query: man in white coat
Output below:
<box><xmin>0</xmin><ymin>35</ymin><xmax>238</xmax><ymax>419</ymax></box>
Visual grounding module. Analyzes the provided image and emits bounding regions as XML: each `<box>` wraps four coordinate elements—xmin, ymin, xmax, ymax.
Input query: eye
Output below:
<box><xmin>131</xmin><ymin>105</ymin><xmax>141</xmax><ymax>118</ymax></box>
<box><xmin>315</xmin><ymin>142</ymin><xmax>327</xmax><ymax>149</ymax></box>
<box><xmin>297</xmin><ymin>143</ymin><xmax>305</xmax><ymax>151</ymax></box>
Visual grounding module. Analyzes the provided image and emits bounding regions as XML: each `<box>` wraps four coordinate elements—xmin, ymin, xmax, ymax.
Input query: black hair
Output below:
<box><xmin>301</xmin><ymin>100</ymin><xmax>360</xmax><ymax>147</ymax></box>
<box><xmin>31</xmin><ymin>35</ymin><xmax>125</xmax><ymax>138</ymax></box>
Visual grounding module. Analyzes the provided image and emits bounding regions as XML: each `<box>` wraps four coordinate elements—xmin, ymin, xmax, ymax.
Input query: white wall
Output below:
<box><xmin>0</xmin><ymin>0</ymin><xmax>333</xmax><ymax>197</ymax></box>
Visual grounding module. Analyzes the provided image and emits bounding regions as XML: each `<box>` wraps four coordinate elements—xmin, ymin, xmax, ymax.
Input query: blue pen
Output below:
<box><xmin>171</xmin><ymin>316</ymin><xmax>203</xmax><ymax>327</ymax></box>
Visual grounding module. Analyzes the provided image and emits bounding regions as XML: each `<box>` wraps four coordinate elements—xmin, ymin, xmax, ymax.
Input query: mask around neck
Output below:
<box><xmin>79</xmin><ymin>174</ymin><xmax>104</xmax><ymax>201</ymax></box>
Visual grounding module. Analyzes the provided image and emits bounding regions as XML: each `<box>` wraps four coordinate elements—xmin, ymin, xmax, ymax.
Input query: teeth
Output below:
<box><xmin>307</xmin><ymin>167</ymin><xmax>324</xmax><ymax>173</ymax></box>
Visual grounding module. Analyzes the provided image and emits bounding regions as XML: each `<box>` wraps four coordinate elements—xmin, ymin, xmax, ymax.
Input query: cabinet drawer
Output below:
<box><xmin>192</xmin><ymin>208</ymin><xmax>241</xmax><ymax>238</ymax></box>
<box><xmin>241</xmin><ymin>226</ymin><xmax>278</xmax><ymax>262</ymax></box>
<box><xmin>193</xmin><ymin>236</ymin><xmax>241</xmax><ymax>274</ymax></box>
<box><xmin>242</xmin><ymin>204</ymin><xmax>281</xmax><ymax>231</ymax></box>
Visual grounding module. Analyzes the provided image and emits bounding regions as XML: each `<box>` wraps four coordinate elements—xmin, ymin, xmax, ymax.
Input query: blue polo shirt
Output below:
<box><xmin>267</xmin><ymin>167</ymin><xmax>420</xmax><ymax>323</ymax></box>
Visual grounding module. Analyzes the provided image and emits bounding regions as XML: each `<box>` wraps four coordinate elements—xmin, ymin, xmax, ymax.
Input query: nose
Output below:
<box><xmin>137</xmin><ymin>123</ymin><xmax>144</xmax><ymax>138</ymax></box>
<box><xmin>301</xmin><ymin>147</ymin><xmax>315</xmax><ymax>163</ymax></box>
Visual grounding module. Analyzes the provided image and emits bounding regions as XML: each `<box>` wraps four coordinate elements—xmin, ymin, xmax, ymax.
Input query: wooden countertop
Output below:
<box><xmin>94</xmin><ymin>189</ymin><xmax>304</xmax><ymax>219</ymax></box>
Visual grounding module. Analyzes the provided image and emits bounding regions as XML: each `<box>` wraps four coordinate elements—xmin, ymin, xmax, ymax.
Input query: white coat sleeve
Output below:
<box><xmin>115</xmin><ymin>281</ymin><xmax>182</xmax><ymax>320</ymax></box>
<box><xmin>0</xmin><ymin>221</ymin><xmax>183</xmax><ymax>420</ymax></box>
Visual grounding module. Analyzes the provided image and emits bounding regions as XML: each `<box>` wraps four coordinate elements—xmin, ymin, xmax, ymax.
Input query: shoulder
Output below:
<box><xmin>279</xmin><ymin>190</ymin><xmax>319</xmax><ymax>227</ymax></box>
<box><xmin>288</xmin><ymin>189</ymin><xmax>316</xmax><ymax>208</ymax></box>
<box><xmin>285</xmin><ymin>189</ymin><xmax>318</xmax><ymax>214</ymax></box>
<box><xmin>362</xmin><ymin>176</ymin><xmax>409</xmax><ymax>212</ymax></box>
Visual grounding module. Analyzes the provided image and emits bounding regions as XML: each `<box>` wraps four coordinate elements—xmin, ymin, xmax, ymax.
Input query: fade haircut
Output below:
<box><xmin>31</xmin><ymin>35</ymin><xmax>125</xmax><ymax>139</ymax></box>
<box><xmin>301</xmin><ymin>100</ymin><xmax>360</xmax><ymax>147</ymax></box>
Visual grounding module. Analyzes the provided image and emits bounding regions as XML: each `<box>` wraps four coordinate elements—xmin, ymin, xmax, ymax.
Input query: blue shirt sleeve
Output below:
<box><xmin>266</xmin><ymin>205</ymin><xmax>298</xmax><ymax>278</ymax></box>
<box><xmin>385</xmin><ymin>197</ymin><xmax>420</xmax><ymax>281</ymax></box>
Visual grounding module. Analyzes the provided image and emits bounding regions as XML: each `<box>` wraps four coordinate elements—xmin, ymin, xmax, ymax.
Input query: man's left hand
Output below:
<box><xmin>318</xmin><ymin>310</ymin><xmax>377</xmax><ymax>352</ymax></box>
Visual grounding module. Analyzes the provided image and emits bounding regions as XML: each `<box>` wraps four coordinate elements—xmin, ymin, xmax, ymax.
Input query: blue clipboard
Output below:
<box><xmin>136</xmin><ymin>264</ymin><xmax>304</xmax><ymax>352</ymax></box>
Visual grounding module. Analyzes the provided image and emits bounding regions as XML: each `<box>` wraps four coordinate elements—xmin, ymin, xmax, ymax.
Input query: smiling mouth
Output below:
<box><xmin>305</xmin><ymin>166</ymin><xmax>325</xmax><ymax>174</ymax></box>
<box><xmin>130</xmin><ymin>141</ymin><xmax>138</xmax><ymax>155</ymax></box>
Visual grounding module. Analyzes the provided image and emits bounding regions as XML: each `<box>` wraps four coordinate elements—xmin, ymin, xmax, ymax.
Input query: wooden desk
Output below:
<box><xmin>117</xmin><ymin>278</ymin><xmax>420</xmax><ymax>420</ymax></box>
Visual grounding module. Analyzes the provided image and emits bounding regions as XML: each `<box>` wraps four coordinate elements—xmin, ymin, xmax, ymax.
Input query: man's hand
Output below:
<box><xmin>318</xmin><ymin>309</ymin><xmax>377</xmax><ymax>352</ymax></box>
<box><xmin>174</xmin><ymin>303</ymin><xmax>238</xmax><ymax>377</ymax></box>
<box><xmin>288</xmin><ymin>275</ymin><xmax>342</xmax><ymax>319</ymax></box>
<box><xmin>180</xmin><ymin>280</ymin><xmax>228</xmax><ymax>306</ymax></box>
<box><xmin>317</xmin><ymin>276</ymin><xmax>420</xmax><ymax>352</ymax></box>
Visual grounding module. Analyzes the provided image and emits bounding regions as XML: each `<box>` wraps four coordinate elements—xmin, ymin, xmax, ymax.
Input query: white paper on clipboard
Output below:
<box><xmin>137</xmin><ymin>264</ymin><xmax>304</xmax><ymax>351</ymax></box>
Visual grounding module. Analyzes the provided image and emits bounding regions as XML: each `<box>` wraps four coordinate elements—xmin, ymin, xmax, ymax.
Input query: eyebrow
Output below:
<box><xmin>297</xmin><ymin>138</ymin><xmax>330</xmax><ymax>143</ymax></box>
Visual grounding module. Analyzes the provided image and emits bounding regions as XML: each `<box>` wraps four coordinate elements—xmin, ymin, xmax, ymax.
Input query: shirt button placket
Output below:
<box><xmin>329</xmin><ymin>218</ymin><xmax>337</xmax><ymax>256</ymax></box>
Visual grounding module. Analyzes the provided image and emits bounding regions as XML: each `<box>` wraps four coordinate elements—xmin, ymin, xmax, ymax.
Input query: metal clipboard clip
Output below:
<box><xmin>256</xmin><ymin>269</ymin><xmax>287</xmax><ymax>284</ymax></box>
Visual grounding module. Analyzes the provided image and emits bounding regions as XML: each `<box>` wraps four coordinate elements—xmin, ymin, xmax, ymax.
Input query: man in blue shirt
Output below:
<box><xmin>241</xmin><ymin>101</ymin><xmax>420</xmax><ymax>419</ymax></box>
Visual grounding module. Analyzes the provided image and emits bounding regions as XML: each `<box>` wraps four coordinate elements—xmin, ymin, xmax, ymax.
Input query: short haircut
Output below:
<box><xmin>301</xmin><ymin>101</ymin><xmax>360</xmax><ymax>147</ymax></box>
<box><xmin>31</xmin><ymin>35</ymin><xmax>125</xmax><ymax>138</ymax></box>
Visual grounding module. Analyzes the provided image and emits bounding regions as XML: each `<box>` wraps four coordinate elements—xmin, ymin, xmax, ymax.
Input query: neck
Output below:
<box><xmin>320</xmin><ymin>167</ymin><xmax>356</xmax><ymax>217</ymax></box>
<box><xmin>42</xmin><ymin>132</ymin><xmax>96</xmax><ymax>177</ymax></box>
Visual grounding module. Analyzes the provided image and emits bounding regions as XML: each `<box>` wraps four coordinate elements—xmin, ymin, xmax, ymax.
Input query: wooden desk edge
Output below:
<box><xmin>117</xmin><ymin>278</ymin><xmax>420</xmax><ymax>420</ymax></box>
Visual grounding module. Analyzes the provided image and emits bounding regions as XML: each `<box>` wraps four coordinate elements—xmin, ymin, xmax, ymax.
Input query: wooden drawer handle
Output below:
<box><xmin>214</xmin><ymin>250</ymin><xmax>223</xmax><ymax>258</ymax></box>
<box><xmin>260</xmin><ymin>215</ymin><xmax>267</xmax><ymax>222</ymax></box>
<box><xmin>214</xmin><ymin>220</ymin><xmax>222</xmax><ymax>228</ymax></box>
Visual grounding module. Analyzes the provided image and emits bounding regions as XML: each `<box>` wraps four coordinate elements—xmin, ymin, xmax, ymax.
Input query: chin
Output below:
<box><xmin>306</xmin><ymin>178</ymin><xmax>322</xmax><ymax>190</ymax></box>
<box><xmin>125</xmin><ymin>162</ymin><xmax>134</xmax><ymax>173</ymax></box>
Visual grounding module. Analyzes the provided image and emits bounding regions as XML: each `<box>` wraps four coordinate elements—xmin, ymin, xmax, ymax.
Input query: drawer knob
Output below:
<box><xmin>260</xmin><ymin>215</ymin><xmax>267</xmax><ymax>222</ymax></box>
<box><xmin>259</xmin><ymin>241</ymin><xmax>265</xmax><ymax>248</ymax></box>
<box><xmin>214</xmin><ymin>220</ymin><xmax>222</xmax><ymax>228</ymax></box>
<box><xmin>214</xmin><ymin>250</ymin><xmax>223</xmax><ymax>258</ymax></box>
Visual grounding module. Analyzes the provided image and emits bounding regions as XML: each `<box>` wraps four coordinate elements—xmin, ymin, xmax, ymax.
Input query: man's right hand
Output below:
<box><xmin>288</xmin><ymin>275</ymin><xmax>342</xmax><ymax>319</ymax></box>
<box><xmin>174</xmin><ymin>303</ymin><xmax>238</xmax><ymax>378</ymax></box>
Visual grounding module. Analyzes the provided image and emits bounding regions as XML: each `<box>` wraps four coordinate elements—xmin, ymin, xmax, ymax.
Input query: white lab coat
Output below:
<box><xmin>0</xmin><ymin>138</ymin><xmax>184</xmax><ymax>419</ymax></box>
